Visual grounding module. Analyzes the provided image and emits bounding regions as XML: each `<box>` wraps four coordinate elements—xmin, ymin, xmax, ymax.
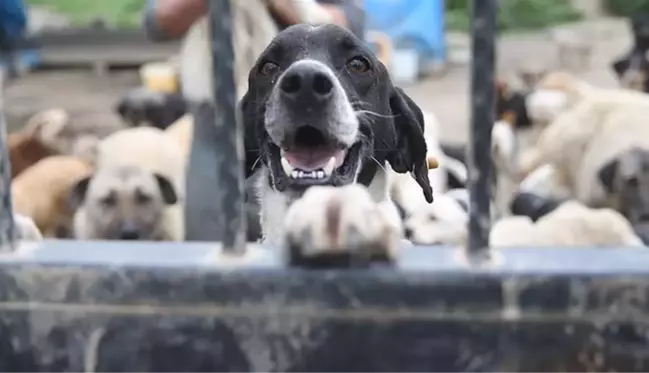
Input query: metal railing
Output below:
<box><xmin>467</xmin><ymin>0</ymin><xmax>497</xmax><ymax>259</ymax></box>
<box><xmin>206</xmin><ymin>0</ymin><xmax>246</xmax><ymax>254</ymax></box>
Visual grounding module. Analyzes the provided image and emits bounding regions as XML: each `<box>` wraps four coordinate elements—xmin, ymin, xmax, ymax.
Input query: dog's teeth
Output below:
<box><xmin>298</xmin><ymin>170</ymin><xmax>305</xmax><ymax>178</ymax></box>
<box><xmin>281</xmin><ymin>157</ymin><xmax>294</xmax><ymax>176</ymax></box>
<box><xmin>316</xmin><ymin>170</ymin><xmax>325</xmax><ymax>179</ymax></box>
<box><xmin>291</xmin><ymin>170</ymin><xmax>299</xmax><ymax>179</ymax></box>
<box><xmin>323</xmin><ymin>157</ymin><xmax>336</xmax><ymax>176</ymax></box>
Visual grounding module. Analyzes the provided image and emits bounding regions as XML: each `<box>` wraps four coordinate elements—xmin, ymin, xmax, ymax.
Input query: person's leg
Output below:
<box><xmin>0</xmin><ymin>0</ymin><xmax>27</xmax><ymax>75</ymax></box>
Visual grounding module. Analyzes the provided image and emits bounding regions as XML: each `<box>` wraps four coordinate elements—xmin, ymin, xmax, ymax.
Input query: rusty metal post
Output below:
<box><xmin>0</xmin><ymin>69</ymin><xmax>17</xmax><ymax>249</ymax></box>
<box><xmin>206</xmin><ymin>0</ymin><xmax>246</xmax><ymax>254</ymax></box>
<box><xmin>467</xmin><ymin>0</ymin><xmax>497</xmax><ymax>257</ymax></box>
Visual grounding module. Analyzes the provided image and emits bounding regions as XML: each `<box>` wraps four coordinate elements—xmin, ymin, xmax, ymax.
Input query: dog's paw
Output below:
<box><xmin>15</xmin><ymin>214</ymin><xmax>43</xmax><ymax>241</ymax></box>
<box><xmin>284</xmin><ymin>184</ymin><xmax>401</xmax><ymax>265</ymax></box>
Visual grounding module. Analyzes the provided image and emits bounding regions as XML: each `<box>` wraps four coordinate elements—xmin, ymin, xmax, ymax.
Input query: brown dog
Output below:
<box><xmin>7</xmin><ymin>109</ymin><xmax>67</xmax><ymax>178</ymax></box>
<box><xmin>12</xmin><ymin>155</ymin><xmax>93</xmax><ymax>238</ymax></box>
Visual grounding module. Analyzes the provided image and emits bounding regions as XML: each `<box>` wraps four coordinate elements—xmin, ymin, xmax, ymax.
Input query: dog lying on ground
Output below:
<box><xmin>491</xmin><ymin>200</ymin><xmax>644</xmax><ymax>248</ymax></box>
<box><xmin>33</xmin><ymin>108</ymin><xmax>119</xmax><ymax>158</ymax></box>
<box><xmin>241</xmin><ymin>24</ymin><xmax>432</xmax><ymax>262</ymax></box>
<box><xmin>611</xmin><ymin>14</ymin><xmax>649</xmax><ymax>92</ymax></box>
<box><xmin>69</xmin><ymin>165</ymin><xmax>179</xmax><ymax>241</ymax></box>
<box><xmin>525</xmin><ymin>71</ymin><xmax>649</xmax><ymax>130</ymax></box>
<box><xmin>10</xmin><ymin>108</ymin><xmax>114</xmax><ymax>171</ymax></box>
<box><xmin>115</xmin><ymin>86</ymin><xmax>188</xmax><ymax>130</ymax></box>
<box><xmin>12</xmin><ymin>155</ymin><xmax>93</xmax><ymax>238</ymax></box>
<box><xmin>519</xmin><ymin>95</ymin><xmax>649</xmax><ymax>239</ymax></box>
<box><xmin>8</xmin><ymin>109</ymin><xmax>65</xmax><ymax>178</ymax></box>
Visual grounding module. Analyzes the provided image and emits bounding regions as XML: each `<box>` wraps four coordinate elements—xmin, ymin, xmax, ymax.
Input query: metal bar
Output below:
<box><xmin>0</xmin><ymin>69</ymin><xmax>17</xmax><ymax>249</ymax></box>
<box><xmin>206</xmin><ymin>0</ymin><xmax>246</xmax><ymax>254</ymax></box>
<box><xmin>467</xmin><ymin>0</ymin><xmax>497</xmax><ymax>257</ymax></box>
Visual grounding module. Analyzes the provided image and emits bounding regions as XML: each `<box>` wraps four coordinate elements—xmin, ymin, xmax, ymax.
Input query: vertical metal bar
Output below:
<box><xmin>467</xmin><ymin>0</ymin><xmax>497</xmax><ymax>257</ymax></box>
<box><xmin>0</xmin><ymin>70</ymin><xmax>17</xmax><ymax>249</ymax></box>
<box><xmin>207</xmin><ymin>0</ymin><xmax>246</xmax><ymax>254</ymax></box>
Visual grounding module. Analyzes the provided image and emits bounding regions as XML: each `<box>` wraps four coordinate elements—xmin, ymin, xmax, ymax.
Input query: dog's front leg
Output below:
<box><xmin>283</xmin><ymin>184</ymin><xmax>403</xmax><ymax>265</ymax></box>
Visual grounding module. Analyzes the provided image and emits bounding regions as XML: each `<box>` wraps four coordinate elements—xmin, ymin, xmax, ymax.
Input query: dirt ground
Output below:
<box><xmin>3</xmin><ymin>17</ymin><xmax>633</xmax><ymax>143</ymax></box>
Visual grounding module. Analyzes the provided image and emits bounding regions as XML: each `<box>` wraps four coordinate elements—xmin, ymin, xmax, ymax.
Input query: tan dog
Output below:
<box><xmin>490</xmin><ymin>201</ymin><xmax>644</xmax><ymax>247</ymax></box>
<box><xmin>526</xmin><ymin>71</ymin><xmax>649</xmax><ymax>128</ymax></box>
<box><xmin>93</xmin><ymin>127</ymin><xmax>187</xmax><ymax>240</ymax></box>
<box><xmin>69</xmin><ymin>165</ymin><xmax>179</xmax><ymax>241</ymax></box>
<box><xmin>96</xmin><ymin>127</ymin><xmax>186</xmax><ymax>188</ymax></box>
<box><xmin>7</xmin><ymin>109</ymin><xmax>64</xmax><ymax>178</ymax></box>
<box><xmin>164</xmin><ymin>114</ymin><xmax>193</xmax><ymax>162</ymax></box>
<box><xmin>12</xmin><ymin>155</ymin><xmax>93</xmax><ymax>237</ymax></box>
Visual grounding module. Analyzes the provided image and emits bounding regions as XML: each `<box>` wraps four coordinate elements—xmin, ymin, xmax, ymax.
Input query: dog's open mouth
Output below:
<box><xmin>267</xmin><ymin>126</ymin><xmax>364</xmax><ymax>189</ymax></box>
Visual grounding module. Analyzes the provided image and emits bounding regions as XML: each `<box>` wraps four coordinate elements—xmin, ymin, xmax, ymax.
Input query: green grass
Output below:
<box><xmin>26</xmin><ymin>0</ymin><xmax>146</xmax><ymax>27</ymax></box>
<box><xmin>26</xmin><ymin>0</ymin><xmax>582</xmax><ymax>31</ymax></box>
<box><xmin>445</xmin><ymin>0</ymin><xmax>583</xmax><ymax>32</ymax></box>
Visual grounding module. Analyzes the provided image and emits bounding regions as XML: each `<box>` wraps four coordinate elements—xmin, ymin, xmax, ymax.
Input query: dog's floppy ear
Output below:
<box><xmin>68</xmin><ymin>176</ymin><xmax>92</xmax><ymax>211</ymax></box>
<box><xmin>238</xmin><ymin>92</ymin><xmax>264</xmax><ymax>178</ymax></box>
<box><xmin>612</xmin><ymin>58</ymin><xmax>630</xmax><ymax>79</ymax></box>
<box><xmin>386</xmin><ymin>86</ymin><xmax>433</xmax><ymax>203</ymax></box>
<box><xmin>598</xmin><ymin>158</ymin><xmax>619</xmax><ymax>194</ymax></box>
<box><xmin>153</xmin><ymin>173</ymin><xmax>178</xmax><ymax>205</ymax></box>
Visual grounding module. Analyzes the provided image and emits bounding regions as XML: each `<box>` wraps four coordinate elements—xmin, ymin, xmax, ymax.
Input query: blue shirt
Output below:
<box><xmin>0</xmin><ymin>0</ymin><xmax>27</xmax><ymax>44</ymax></box>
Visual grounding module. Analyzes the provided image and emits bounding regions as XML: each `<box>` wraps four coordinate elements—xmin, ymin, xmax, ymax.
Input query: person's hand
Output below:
<box><xmin>266</xmin><ymin>0</ymin><xmax>302</xmax><ymax>25</ymax></box>
<box><xmin>153</xmin><ymin>0</ymin><xmax>208</xmax><ymax>39</ymax></box>
<box><xmin>319</xmin><ymin>4</ymin><xmax>348</xmax><ymax>28</ymax></box>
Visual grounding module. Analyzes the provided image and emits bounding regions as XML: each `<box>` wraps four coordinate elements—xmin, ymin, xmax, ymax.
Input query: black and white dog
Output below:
<box><xmin>240</xmin><ymin>24</ymin><xmax>433</xmax><ymax>263</ymax></box>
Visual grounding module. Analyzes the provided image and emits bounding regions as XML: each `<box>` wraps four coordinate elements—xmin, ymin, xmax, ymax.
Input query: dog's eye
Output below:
<box><xmin>135</xmin><ymin>190</ymin><xmax>152</xmax><ymax>205</ymax></box>
<box><xmin>99</xmin><ymin>194</ymin><xmax>116</xmax><ymax>207</ymax></box>
<box><xmin>346</xmin><ymin>57</ymin><xmax>370</xmax><ymax>73</ymax></box>
<box><xmin>259</xmin><ymin>61</ymin><xmax>279</xmax><ymax>76</ymax></box>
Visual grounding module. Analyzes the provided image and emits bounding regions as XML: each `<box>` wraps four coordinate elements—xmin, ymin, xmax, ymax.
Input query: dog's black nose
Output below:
<box><xmin>279</xmin><ymin>62</ymin><xmax>334</xmax><ymax>100</ymax></box>
<box><xmin>119</xmin><ymin>223</ymin><xmax>141</xmax><ymax>240</ymax></box>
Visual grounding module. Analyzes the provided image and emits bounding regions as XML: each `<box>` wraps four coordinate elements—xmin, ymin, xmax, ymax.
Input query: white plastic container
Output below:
<box><xmin>391</xmin><ymin>48</ymin><xmax>419</xmax><ymax>85</ymax></box>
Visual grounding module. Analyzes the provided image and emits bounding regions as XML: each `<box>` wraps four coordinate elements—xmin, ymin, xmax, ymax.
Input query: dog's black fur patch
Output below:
<box><xmin>611</xmin><ymin>14</ymin><xmax>649</xmax><ymax>93</ymax></box>
<box><xmin>510</xmin><ymin>192</ymin><xmax>564</xmax><ymax>222</ymax></box>
<box><xmin>496</xmin><ymin>83</ymin><xmax>532</xmax><ymax>129</ymax></box>
<box><xmin>115</xmin><ymin>88</ymin><xmax>187</xmax><ymax>130</ymax></box>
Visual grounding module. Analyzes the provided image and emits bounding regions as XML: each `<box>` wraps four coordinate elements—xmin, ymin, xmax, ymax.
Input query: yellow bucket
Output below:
<box><xmin>139</xmin><ymin>62</ymin><xmax>179</xmax><ymax>94</ymax></box>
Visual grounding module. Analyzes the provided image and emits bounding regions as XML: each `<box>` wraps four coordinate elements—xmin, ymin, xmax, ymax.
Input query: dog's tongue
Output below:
<box><xmin>282</xmin><ymin>147</ymin><xmax>346</xmax><ymax>171</ymax></box>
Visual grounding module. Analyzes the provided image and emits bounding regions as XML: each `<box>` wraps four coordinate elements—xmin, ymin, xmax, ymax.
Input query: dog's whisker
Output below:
<box><xmin>355</xmin><ymin>110</ymin><xmax>396</xmax><ymax>119</ymax></box>
<box><xmin>370</xmin><ymin>156</ymin><xmax>387</xmax><ymax>173</ymax></box>
<box><xmin>351</xmin><ymin>100</ymin><xmax>371</xmax><ymax>110</ymax></box>
<box><xmin>250</xmin><ymin>156</ymin><xmax>262</xmax><ymax>170</ymax></box>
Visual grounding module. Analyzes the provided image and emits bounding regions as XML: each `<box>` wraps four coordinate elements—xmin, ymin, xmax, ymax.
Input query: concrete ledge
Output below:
<box><xmin>0</xmin><ymin>241</ymin><xmax>648</xmax><ymax>371</ymax></box>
